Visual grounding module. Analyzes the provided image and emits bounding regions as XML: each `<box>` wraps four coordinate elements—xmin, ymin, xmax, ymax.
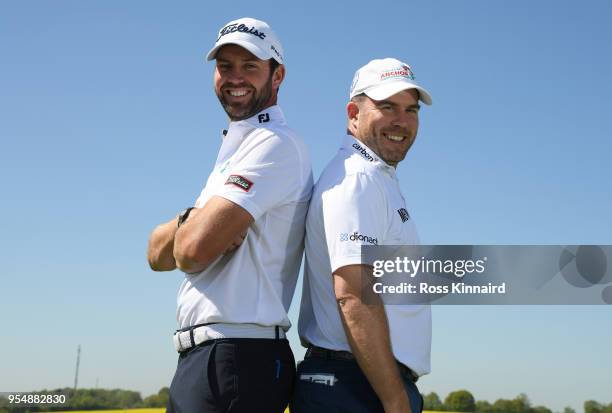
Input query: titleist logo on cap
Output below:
<box><xmin>217</xmin><ymin>23</ymin><xmax>266</xmax><ymax>41</ymax></box>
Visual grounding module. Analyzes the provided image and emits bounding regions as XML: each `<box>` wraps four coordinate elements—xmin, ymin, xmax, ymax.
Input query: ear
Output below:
<box><xmin>347</xmin><ymin>101</ymin><xmax>359</xmax><ymax>121</ymax></box>
<box><xmin>271</xmin><ymin>64</ymin><xmax>285</xmax><ymax>90</ymax></box>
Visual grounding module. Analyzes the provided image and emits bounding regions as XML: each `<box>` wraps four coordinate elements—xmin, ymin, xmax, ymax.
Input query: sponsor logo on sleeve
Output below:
<box><xmin>397</xmin><ymin>208</ymin><xmax>410</xmax><ymax>223</ymax></box>
<box><xmin>225</xmin><ymin>175</ymin><xmax>253</xmax><ymax>192</ymax></box>
<box><xmin>339</xmin><ymin>231</ymin><xmax>378</xmax><ymax>245</ymax></box>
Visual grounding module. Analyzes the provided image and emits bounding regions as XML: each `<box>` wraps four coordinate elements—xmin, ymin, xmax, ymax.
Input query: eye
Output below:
<box><xmin>379</xmin><ymin>104</ymin><xmax>393</xmax><ymax>111</ymax></box>
<box><xmin>245</xmin><ymin>63</ymin><xmax>259</xmax><ymax>71</ymax></box>
<box><xmin>217</xmin><ymin>63</ymin><xmax>231</xmax><ymax>72</ymax></box>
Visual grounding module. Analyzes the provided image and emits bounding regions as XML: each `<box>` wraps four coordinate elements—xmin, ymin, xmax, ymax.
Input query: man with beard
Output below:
<box><xmin>292</xmin><ymin>58</ymin><xmax>433</xmax><ymax>413</ymax></box>
<box><xmin>147</xmin><ymin>17</ymin><xmax>312</xmax><ymax>413</ymax></box>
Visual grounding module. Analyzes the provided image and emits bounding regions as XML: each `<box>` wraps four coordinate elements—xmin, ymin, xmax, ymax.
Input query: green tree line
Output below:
<box><xmin>423</xmin><ymin>390</ymin><xmax>612</xmax><ymax>413</ymax></box>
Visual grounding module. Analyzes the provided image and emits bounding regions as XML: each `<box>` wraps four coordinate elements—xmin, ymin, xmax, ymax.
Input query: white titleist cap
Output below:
<box><xmin>206</xmin><ymin>17</ymin><xmax>284</xmax><ymax>64</ymax></box>
<box><xmin>349</xmin><ymin>58</ymin><xmax>432</xmax><ymax>105</ymax></box>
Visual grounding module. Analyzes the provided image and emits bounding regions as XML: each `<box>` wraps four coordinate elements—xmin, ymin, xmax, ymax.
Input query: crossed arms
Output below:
<box><xmin>147</xmin><ymin>196</ymin><xmax>252</xmax><ymax>274</ymax></box>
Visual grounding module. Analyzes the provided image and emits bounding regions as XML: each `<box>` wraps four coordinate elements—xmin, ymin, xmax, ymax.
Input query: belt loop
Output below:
<box><xmin>275</xmin><ymin>326</ymin><xmax>280</xmax><ymax>340</ymax></box>
<box><xmin>189</xmin><ymin>328</ymin><xmax>196</xmax><ymax>348</ymax></box>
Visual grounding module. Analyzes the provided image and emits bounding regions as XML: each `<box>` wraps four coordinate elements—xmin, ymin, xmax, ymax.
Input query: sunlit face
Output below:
<box><xmin>214</xmin><ymin>44</ymin><xmax>283</xmax><ymax>121</ymax></box>
<box><xmin>348</xmin><ymin>89</ymin><xmax>420</xmax><ymax>167</ymax></box>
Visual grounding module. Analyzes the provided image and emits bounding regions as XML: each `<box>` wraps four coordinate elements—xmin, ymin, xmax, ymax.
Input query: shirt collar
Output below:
<box><xmin>216</xmin><ymin>105</ymin><xmax>286</xmax><ymax>166</ymax></box>
<box><xmin>341</xmin><ymin>134</ymin><xmax>396</xmax><ymax>174</ymax></box>
<box><xmin>225</xmin><ymin>105</ymin><xmax>286</xmax><ymax>136</ymax></box>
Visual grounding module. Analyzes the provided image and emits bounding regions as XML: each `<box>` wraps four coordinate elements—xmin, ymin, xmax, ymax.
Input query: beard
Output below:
<box><xmin>216</xmin><ymin>75</ymin><xmax>274</xmax><ymax>121</ymax></box>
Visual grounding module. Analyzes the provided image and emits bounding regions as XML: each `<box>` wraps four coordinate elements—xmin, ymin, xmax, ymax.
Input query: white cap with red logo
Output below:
<box><xmin>349</xmin><ymin>58</ymin><xmax>432</xmax><ymax>105</ymax></box>
<box><xmin>206</xmin><ymin>17</ymin><xmax>284</xmax><ymax>65</ymax></box>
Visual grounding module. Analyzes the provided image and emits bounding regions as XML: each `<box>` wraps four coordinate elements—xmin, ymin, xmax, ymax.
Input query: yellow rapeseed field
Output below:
<box><xmin>39</xmin><ymin>409</ymin><xmax>442</xmax><ymax>413</ymax></box>
<box><xmin>38</xmin><ymin>410</ymin><xmax>166</xmax><ymax>413</ymax></box>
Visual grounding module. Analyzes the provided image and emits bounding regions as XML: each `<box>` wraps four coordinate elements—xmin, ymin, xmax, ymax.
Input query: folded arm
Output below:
<box><xmin>173</xmin><ymin>196</ymin><xmax>253</xmax><ymax>274</ymax></box>
<box><xmin>147</xmin><ymin>217</ymin><xmax>180</xmax><ymax>272</ymax></box>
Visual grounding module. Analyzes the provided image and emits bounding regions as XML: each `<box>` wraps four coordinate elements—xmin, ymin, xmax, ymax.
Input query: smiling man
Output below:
<box><xmin>146</xmin><ymin>17</ymin><xmax>312</xmax><ymax>413</ymax></box>
<box><xmin>293</xmin><ymin>58</ymin><xmax>433</xmax><ymax>413</ymax></box>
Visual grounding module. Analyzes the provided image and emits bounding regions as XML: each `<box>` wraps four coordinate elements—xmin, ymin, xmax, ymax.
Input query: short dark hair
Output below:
<box><xmin>269</xmin><ymin>59</ymin><xmax>280</xmax><ymax>73</ymax></box>
<box><xmin>269</xmin><ymin>59</ymin><xmax>282</xmax><ymax>92</ymax></box>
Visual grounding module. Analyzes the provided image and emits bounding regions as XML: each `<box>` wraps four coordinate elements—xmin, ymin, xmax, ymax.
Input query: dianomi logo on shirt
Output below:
<box><xmin>339</xmin><ymin>231</ymin><xmax>378</xmax><ymax>245</ymax></box>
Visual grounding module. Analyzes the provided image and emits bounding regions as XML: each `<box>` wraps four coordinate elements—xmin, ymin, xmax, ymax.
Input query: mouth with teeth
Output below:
<box><xmin>225</xmin><ymin>88</ymin><xmax>252</xmax><ymax>99</ymax></box>
<box><xmin>383</xmin><ymin>133</ymin><xmax>407</xmax><ymax>142</ymax></box>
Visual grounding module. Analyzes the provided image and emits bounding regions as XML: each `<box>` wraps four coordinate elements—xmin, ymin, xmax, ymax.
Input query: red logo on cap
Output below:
<box><xmin>381</xmin><ymin>65</ymin><xmax>415</xmax><ymax>81</ymax></box>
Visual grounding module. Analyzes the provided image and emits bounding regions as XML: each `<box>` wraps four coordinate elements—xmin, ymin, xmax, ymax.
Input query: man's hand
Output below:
<box><xmin>334</xmin><ymin>264</ymin><xmax>412</xmax><ymax>413</ymax></box>
<box><xmin>147</xmin><ymin>217</ymin><xmax>180</xmax><ymax>271</ymax></box>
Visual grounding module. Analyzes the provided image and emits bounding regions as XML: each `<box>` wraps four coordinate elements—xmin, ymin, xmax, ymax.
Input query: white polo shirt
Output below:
<box><xmin>177</xmin><ymin>105</ymin><xmax>313</xmax><ymax>331</ymax></box>
<box><xmin>298</xmin><ymin>134</ymin><xmax>431</xmax><ymax>375</ymax></box>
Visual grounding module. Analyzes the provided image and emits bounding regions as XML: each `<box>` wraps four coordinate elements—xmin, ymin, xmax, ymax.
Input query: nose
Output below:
<box><xmin>391</xmin><ymin>110</ymin><xmax>418</xmax><ymax>130</ymax></box>
<box><xmin>224</xmin><ymin>67</ymin><xmax>245</xmax><ymax>84</ymax></box>
<box><xmin>391</xmin><ymin>113</ymin><xmax>410</xmax><ymax>129</ymax></box>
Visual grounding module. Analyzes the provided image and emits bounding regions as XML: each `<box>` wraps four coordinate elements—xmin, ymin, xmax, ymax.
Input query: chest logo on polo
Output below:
<box><xmin>225</xmin><ymin>175</ymin><xmax>253</xmax><ymax>192</ymax></box>
<box><xmin>340</xmin><ymin>231</ymin><xmax>378</xmax><ymax>245</ymax></box>
<box><xmin>258</xmin><ymin>113</ymin><xmax>270</xmax><ymax>123</ymax></box>
<box><xmin>217</xmin><ymin>160</ymin><xmax>231</xmax><ymax>174</ymax></box>
<box><xmin>397</xmin><ymin>208</ymin><xmax>410</xmax><ymax>223</ymax></box>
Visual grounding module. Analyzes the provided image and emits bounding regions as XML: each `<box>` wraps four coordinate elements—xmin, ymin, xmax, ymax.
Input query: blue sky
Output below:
<box><xmin>1</xmin><ymin>0</ymin><xmax>611</xmax><ymax>411</ymax></box>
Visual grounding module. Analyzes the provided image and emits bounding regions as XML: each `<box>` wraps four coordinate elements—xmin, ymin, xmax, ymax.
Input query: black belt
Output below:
<box><xmin>305</xmin><ymin>346</ymin><xmax>419</xmax><ymax>383</ymax></box>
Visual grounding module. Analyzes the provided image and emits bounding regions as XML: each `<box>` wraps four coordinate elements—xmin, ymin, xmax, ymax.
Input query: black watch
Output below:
<box><xmin>177</xmin><ymin>207</ymin><xmax>195</xmax><ymax>228</ymax></box>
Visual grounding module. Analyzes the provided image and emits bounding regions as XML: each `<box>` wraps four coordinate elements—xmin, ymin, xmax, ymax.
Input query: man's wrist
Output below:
<box><xmin>177</xmin><ymin>207</ymin><xmax>195</xmax><ymax>228</ymax></box>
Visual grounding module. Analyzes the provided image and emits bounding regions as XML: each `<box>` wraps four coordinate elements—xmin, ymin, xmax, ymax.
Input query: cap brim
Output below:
<box><xmin>365</xmin><ymin>81</ymin><xmax>433</xmax><ymax>105</ymax></box>
<box><xmin>206</xmin><ymin>39</ymin><xmax>273</xmax><ymax>62</ymax></box>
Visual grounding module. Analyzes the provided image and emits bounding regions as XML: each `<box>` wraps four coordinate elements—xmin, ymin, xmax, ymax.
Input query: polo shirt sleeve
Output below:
<box><xmin>321</xmin><ymin>172</ymin><xmax>388</xmax><ymax>272</ymax></box>
<box><xmin>212</xmin><ymin>132</ymin><xmax>304</xmax><ymax>220</ymax></box>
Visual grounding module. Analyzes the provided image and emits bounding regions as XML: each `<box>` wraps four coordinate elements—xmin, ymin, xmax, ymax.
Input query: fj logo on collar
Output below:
<box><xmin>258</xmin><ymin>113</ymin><xmax>270</xmax><ymax>123</ymax></box>
<box><xmin>225</xmin><ymin>175</ymin><xmax>253</xmax><ymax>192</ymax></box>
<box><xmin>398</xmin><ymin>208</ymin><xmax>410</xmax><ymax>223</ymax></box>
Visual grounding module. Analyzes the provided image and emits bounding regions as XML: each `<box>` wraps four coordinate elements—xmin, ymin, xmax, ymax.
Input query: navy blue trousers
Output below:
<box><xmin>167</xmin><ymin>338</ymin><xmax>295</xmax><ymax>413</ymax></box>
<box><xmin>290</xmin><ymin>356</ymin><xmax>423</xmax><ymax>413</ymax></box>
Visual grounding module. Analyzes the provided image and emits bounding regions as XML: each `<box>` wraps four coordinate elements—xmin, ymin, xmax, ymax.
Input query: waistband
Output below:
<box><xmin>173</xmin><ymin>323</ymin><xmax>286</xmax><ymax>353</ymax></box>
<box><xmin>305</xmin><ymin>345</ymin><xmax>419</xmax><ymax>383</ymax></box>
